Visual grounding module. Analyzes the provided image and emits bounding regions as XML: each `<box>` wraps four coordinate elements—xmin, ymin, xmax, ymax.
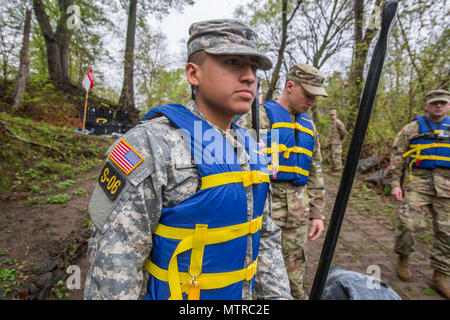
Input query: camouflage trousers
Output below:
<box><xmin>276</xmin><ymin>222</ymin><xmax>310</xmax><ymax>300</ymax></box>
<box><xmin>394</xmin><ymin>190</ymin><xmax>450</xmax><ymax>276</ymax></box>
<box><xmin>330</xmin><ymin>144</ymin><xmax>343</xmax><ymax>171</ymax></box>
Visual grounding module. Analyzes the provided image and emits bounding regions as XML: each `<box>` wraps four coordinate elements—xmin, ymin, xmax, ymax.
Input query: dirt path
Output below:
<box><xmin>0</xmin><ymin>162</ymin><xmax>102</xmax><ymax>300</ymax></box>
<box><xmin>1</xmin><ymin>163</ymin><xmax>445</xmax><ymax>300</ymax></box>
<box><xmin>304</xmin><ymin>173</ymin><xmax>444</xmax><ymax>300</ymax></box>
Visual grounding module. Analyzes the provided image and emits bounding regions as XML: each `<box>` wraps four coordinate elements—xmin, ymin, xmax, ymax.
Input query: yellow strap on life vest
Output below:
<box><xmin>154</xmin><ymin>215</ymin><xmax>263</xmax><ymax>240</ymax></box>
<box><xmin>409</xmin><ymin>154</ymin><xmax>450</xmax><ymax>162</ymax></box>
<box><xmin>144</xmin><ymin>258</ymin><xmax>258</xmax><ymax>297</ymax></box>
<box><xmin>187</xmin><ymin>224</ymin><xmax>207</xmax><ymax>300</ymax></box>
<box><xmin>263</xmin><ymin>144</ymin><xmax>313</xmax><ymax>158</ymax></box>
<box><xmin>402</xmin><ymin>143</ymin><xmax>450</xmax><ymax>158</ymax></box>
<box><xmin>267</xmin><ymin>165</ymin><xmax>310</xmax><ymax>177</ymax></box>
<box><xmin>271</xmin><ymin>142</ymin><xmax>279</xmax><ymax>177</ymax></box>
<box><xmin>271</xmin><ymin>122</ymin><xmax>314</xmax><ymax>137</ymax></box>
<box><xmin>200</xmin><ymin>170</ymin><xmax>270</xmax><ymax>190</ymax></box>
<box><xmin>149</xmin><ymin>215</ymin><xmax>263</xmax><ymax>300</ymax></box>
<box><xmin>402</xmin><ymin>143</ymin><xmax>450</xmax><ymax>181</ymax></box>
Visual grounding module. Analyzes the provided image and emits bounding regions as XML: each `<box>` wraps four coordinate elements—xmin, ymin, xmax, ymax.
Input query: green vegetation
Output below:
<box><xmin>423</xmin><ymin>288</ymin><xmax>436</xmax><ymax>296</ymax></box>
<box><xmin>0</xmin><ymin>112</ymin><xmax>111</xmax><ymax>199</ymax></box>
<box><xmin>73</xmin><ymin>188</ymin><xmax>89</xmax><ymax>196</ymax></box>
<box><xmin>52</xmin><ymin>280</ymin><xmax>70</xmax><ymax>300</ymax></box>
<box><xmin>46</xmin><ymin>194</ymin><xmax>71</xmax><ymax>205</ymax></box>
<box><xmin>0</xmin><ymin>258</ymin><xmax>22</xmax><ymax>297</ymax></box>
<box><xmin>56</xmin><ymin>180</ymin><xmax>76</xmax><ymax>191</ymax></box>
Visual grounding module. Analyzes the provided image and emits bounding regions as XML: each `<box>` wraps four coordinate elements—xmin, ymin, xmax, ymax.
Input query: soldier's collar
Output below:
<box><xmin>186</xmin><ymin>100</ymin><xmax>229</xmax><ymax>135</ymax></box>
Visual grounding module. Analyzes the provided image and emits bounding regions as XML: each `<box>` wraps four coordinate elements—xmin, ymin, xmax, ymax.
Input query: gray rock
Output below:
<box><xmin>357</xmin><ymin>156</ymin><xmax>379</xmax><ymax>173</ymax></box>
<box><xmin>35</xmin><ymin>258</ymin><xmax>57</xmax><ymax>274</ymax></box>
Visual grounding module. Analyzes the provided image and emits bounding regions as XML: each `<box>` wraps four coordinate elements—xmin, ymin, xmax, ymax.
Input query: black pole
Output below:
<box><xmin>309</xmin><ymin>0</ymin><xmax>398</xmax><ymax>300</ymax></box>
<box><xmin>252</xmin><ymin>78</ymin><xmax>261</xmax><ymax>141</ymax></box>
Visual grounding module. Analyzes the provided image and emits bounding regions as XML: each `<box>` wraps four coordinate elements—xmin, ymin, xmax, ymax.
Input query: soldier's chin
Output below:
<box><xmin>233</xmin><ymin>103</ymin><xmax>252</xmax><ymax>116</ymax></box>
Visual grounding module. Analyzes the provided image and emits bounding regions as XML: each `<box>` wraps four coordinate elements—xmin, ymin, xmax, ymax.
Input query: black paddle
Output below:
<box><xmin>309</xmin><ymin>0</ymin><xmax>399</xmax><ymax>300</ymax></box>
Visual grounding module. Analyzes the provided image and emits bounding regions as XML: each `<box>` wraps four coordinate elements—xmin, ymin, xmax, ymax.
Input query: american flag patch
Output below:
<box><xmin>108</xmin><ymin>139</ymin><xmax>143</xmax><ymax>175</ymax></box>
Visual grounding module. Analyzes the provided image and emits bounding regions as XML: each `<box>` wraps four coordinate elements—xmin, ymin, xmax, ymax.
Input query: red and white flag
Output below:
<box><xmin>82</xmin><ymin>67</ymin><xmax>94</xmax><ymax>92</ymax></box>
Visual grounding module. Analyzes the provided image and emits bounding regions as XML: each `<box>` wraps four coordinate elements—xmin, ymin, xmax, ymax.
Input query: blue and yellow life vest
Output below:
<box><xmin>261</xmin><ymin>100</ymin><xmax>315</xmax><ymax>186</ymax></box>
<box><xmin>142</xmin><ymin>104</ymin><xmax>270</xmax><ymax>300</ymax></box>
<box><xmin>402</xmin><ymin>115</ymin><xmax>450</xmax><ymax>180</ymax></box>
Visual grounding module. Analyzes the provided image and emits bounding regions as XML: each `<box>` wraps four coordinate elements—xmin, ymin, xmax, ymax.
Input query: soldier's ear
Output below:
<box><xmin>186</xmin><ymin>62</ymin><xmax>201</xmax><ymax>87</ymax></box>
<box><xmin>285</xmin><ymin>80</ymin><xmax>295</xmax><ymax>92</ymax></box>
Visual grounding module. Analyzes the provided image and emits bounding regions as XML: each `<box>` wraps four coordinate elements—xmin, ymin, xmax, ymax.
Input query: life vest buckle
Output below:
<box><xmin>242</xmin><ymin>171</ymin><xmax>262</xmax><ymax>187</ymax></box>
<box><xmin>187</xmin><ymin>272</ymin><xmax>200</xmax><ymax>300</ymax></box>
<box><xmin>250</xmin><ymin>217</ymin><xmax>261</xmax><ymax>234</ymax></box>
<box><xmin>245</xmin><ymin>260</ymin><xmax>257</xmax><ymax>281</ymax></box>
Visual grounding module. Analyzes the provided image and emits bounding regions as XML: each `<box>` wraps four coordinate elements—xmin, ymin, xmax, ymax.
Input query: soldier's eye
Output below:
<box><xmin>226</xmin><ymin>58</ymin><xmax>239</xmax><ymax>66</ymax></box>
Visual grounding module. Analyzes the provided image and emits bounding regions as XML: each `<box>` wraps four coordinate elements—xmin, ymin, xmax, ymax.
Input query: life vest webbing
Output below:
<box><xmin>145</xmin><ymin>215</ymin><xmax>263</xmax><ymax>300</ymax></box>
<box><xmin>271</xmin><ymin>122</ymin><xmax>314</xmax><ymax>137</ymax></box>
<box><xmin>200</xmin><ymin>170</ymin><xmax>270</xmax><ymax>190</ymax></box>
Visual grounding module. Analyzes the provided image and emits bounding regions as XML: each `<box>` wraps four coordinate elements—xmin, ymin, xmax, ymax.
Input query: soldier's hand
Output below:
<box><xmin>391</xmin><ymin>187</ymin><xmax>403</xmax><ymax>201</ymax></box>
<box><xmin>258</xmin><ymin>140</ymin><xmax>266</xmax><ymax>150</ymax></box>
<box><xmin>309</xmin><ymin>218</ymin><xmax>324</xmax><ymax>241</ymax></box>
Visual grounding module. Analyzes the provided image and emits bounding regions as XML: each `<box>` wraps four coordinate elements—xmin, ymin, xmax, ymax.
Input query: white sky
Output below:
<box><xmin>152</xmin><ymin>0</ymin><xmax>249</xmax><ymax>55</ymax></box>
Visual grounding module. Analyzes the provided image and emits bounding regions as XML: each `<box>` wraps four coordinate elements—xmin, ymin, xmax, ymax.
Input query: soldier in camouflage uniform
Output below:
<box><xmin>237</xmin><ymin>63</ymin><xmax>327</xmax><ymax>300</ymax></box>
<box><xmin>328</xmin><ymin>109</ymin><xmax>347</xmax><ymax>175</ymax></box>
<box><xmin>84</xmin><ymin>19</ymin><xmax>292</xmax><ymax>300</ymax></box>
<box><xmin>386</xmin><ymin>89</ymin><xmax>450</xmax><ymax>299</ymax></box>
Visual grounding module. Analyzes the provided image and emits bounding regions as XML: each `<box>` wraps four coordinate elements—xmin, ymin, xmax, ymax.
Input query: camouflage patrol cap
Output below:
<box><xmin>426</xmin><ymin>89</ymin><xmax>449</xmax><ymax>104</ymax></box>
<box><xmin>330</xmin><ymin>109</ymin><xmax>337</xmax><ymax>115</ymax></box>
<box><xmin>287</xmin><ymin>63</ymin><xmax>328</xmax><ymax>97</ymax></box>
<box><xmin>187</xmin><ymin>19</ymin><xmax>272</xmax><ymax>70</ymax></box>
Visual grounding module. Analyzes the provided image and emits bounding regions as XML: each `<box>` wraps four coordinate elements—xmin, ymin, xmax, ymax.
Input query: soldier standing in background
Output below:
<box><xmin>386</xmin><ymin>89</ymin><xmax>450</xmax><ymax>299</ymax></box>
<box><xmin>237</xmin><ymin>63</ymin><xmax>327</xmax><ymax>299</ymax></box>
<box><xmin>84</xmin><ymin>19</ymin><xmax>292</xmax><ymax>300</ymax></box>
<box><xmin>328</xmin><ymin>109</ymin><xmax>347</xmax><ymax>176</ymax></box>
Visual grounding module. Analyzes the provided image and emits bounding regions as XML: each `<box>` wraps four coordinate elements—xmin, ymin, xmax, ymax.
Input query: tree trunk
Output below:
<box><xmin>13</xmin><ymin>10</ymin><xmax>32</xmax><ymax>110</ymax></box>
<box><xmin>118</xmin><ymin>0</ymin><xmax>139</xmax><ymax>124</ymax></box>
<box><xmin>346</xmin><ymin>0</ymin><xmax>382</xmax><ymax>130</ymax></box>
<box><xmin>55</xmin><ymin>0</ymin><xmax>73</xmax><ymax>86</ymax></box>
<box><xmin>32</xmin><ymin>0</ymin><xmax>72</xmax><ymax>89</ymax></box>
<box><xmin>265</xmin><ymin>0</ymin><xmax>288</xmax><ymax>102</ymax></box>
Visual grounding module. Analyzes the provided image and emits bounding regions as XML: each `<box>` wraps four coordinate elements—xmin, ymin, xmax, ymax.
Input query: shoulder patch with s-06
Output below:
<box><xmin>98</xmin><ymin>162</ymin><xmax>126</xmax><ymax>201</ymax></box>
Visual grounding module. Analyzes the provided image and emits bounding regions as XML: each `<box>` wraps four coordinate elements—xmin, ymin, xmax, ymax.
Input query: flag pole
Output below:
<box><xmin>82</xmin><ymin>89</ymin><xmax>89</xmax><ymax>133</ymax></box>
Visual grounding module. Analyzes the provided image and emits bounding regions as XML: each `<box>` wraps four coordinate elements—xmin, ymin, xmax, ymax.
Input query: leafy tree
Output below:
<box><xmin>32</xmin><ymin>0</ymin><xmax>113</xmax><ymax>89</ymax></box>
<box><xmin>346</xmin><ymin>0</ymin><xmax>383</xmax><ymax>130</ymax></box>
<box><xmin>0</xmin><ymin>1</ymin><xmax>29</xmax><ymax>86</ymax></box>
<box><xmin>117</xmin><ymin>0</ymin><xmax>194</xmax><ymax>123</ymax></box>
<box><xmin>287</xmin><ymin>0</ymin><xmax>354</xmax><ymax>121</ymax></box>
<box><xmin>13</xmin><ymin>9</ymin><xmax>33</xmax><ymax>109</ymax></box>
<box><xmin>32</xmin><ymin>0</ymin><xmax>73</xmax><ymax>88</ymax></box>
<box><xmin>134</xmin><ymin>24</ymin><xmax>189</xmax><ymax>112</ymax></box>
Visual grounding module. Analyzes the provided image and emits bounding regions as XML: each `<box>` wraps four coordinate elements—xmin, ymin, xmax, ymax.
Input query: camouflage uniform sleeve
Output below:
<box><xmin>337</xmin><ymin>119</ymin><xmax>347</xmax><ymax>139</ymax></box>
<box><xmin>84</xmin><ymin>125</ymin><xmax>167</xmax><ymax>300</ymax></box>
<box><xmin>386</xmin><ymin>122</ymin><xmax>418</xmax><ymax>189</ymax></box>
<box><xmin>307</xmin><ymin>124</ymin><xmax>326</xmax><ymax>220</ymax></box>
<box><xmin>255</xmin><ymin>194</ymin><xmax>293</xmax><ymax>300</ymax></box>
